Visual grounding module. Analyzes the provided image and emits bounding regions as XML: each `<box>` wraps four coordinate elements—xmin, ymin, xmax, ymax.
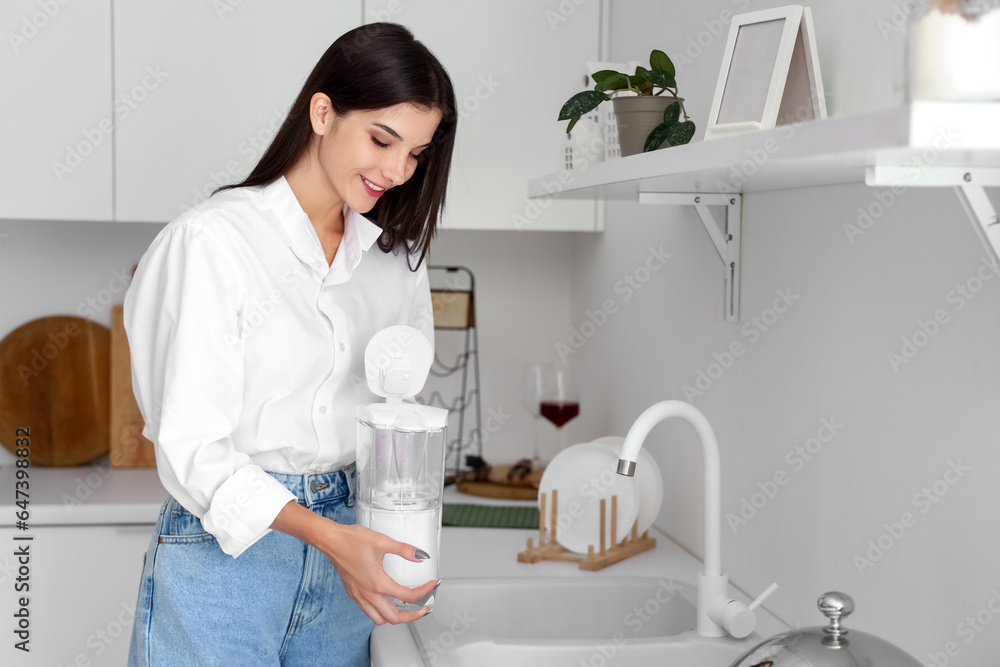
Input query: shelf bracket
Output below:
<box><xmin>956</xmin><ymin>185</ymin><xmax>1000</xmax><ymax>267</ymax></box>
<box><xmin>867</xmin><ymin>166</ymin><xmax>1000</xmax><ymax>268</ymax></box>
<box><xmin>639</xmin><ymin>193</ymin><xmax>742</xmax><ymax>322</ymax></box>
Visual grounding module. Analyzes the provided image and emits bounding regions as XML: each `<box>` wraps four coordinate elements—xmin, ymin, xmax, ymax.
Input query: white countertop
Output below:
<box><xmin>0</xmin><ymin>458</ymin><xmax>166</xmax><ymax>526</ymax></box>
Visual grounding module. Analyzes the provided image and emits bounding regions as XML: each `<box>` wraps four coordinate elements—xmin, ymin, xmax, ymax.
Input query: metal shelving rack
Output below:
<box><xmin>416</xmin><ymin>266</ymin><xmax>483</xmax><ymax>477</ymax></box>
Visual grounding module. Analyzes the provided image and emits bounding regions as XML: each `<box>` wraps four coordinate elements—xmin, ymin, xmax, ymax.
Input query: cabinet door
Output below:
<box><xmin>113</xmin><ymin>2</ymin><xmax>361</xmax><ymax>223</ymax></box>
<box><xmin>366</xmin><ymin>0</ymin><xmax>602</xmax><ymax>231</ymax></box>
<box><xmin>0</xmin><ymin>524</ymin><xmax>154</xmax><ymax>667</ymax></box>
<box><xmin>0</xmin><ymin>1</ymin><xmax>113</xmax><ymax>221</ymax></box>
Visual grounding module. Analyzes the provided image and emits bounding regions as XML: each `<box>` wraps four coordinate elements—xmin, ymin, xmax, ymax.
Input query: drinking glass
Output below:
<box><xmin>521</xmin><ymin>362</ymin><xmax>552</xmax><ymax>465</ymax></box>
<box><xmin>539</xmin><ymin>367</ymin><xmax>580</xmax><ymax>456</ymax></box>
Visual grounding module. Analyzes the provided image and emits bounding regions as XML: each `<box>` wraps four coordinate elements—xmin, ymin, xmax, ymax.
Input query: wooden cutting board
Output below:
<box><xmin>110</xmin><ymin>305</ymin><xmax>156</xmax><ymax>468</ymax></box>
<box><xmin>0</xmin><ymin>316</ymin><xmax>110</xmax><ymax>466</ymax></box>
<box><xmin>455</xmin><ymin>463</ymin><xmax>544</xmax><ymax>501</ymax></box>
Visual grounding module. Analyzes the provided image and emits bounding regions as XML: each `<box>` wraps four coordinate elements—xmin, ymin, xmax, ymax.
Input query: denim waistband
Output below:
<box><xmin>265</xmin><ymin>463</ymin><xmax>357</xmax><ymax>508</ymax></box>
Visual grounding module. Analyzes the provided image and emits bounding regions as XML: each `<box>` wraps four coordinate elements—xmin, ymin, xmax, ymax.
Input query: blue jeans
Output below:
<box><xmin>127</xmin><ymin>467</ymin><xmax>374</xmax><ymax>666</ymax></box>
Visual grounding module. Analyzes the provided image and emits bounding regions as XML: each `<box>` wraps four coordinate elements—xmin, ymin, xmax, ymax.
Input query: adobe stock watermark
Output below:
<box><xmin>410</xmin><ymin>608</ymin><xmax>477</xmax><ymax>666</ymax></box>
<box><xmin>711</xmin><ymin>103</ymin><xmax>824</xmax><ymax>192</ymax></box>
<box><xmin>7</xmin><ymin>0</ymin><xmax>72</xmax><ymax>54</ymax></box>
<box><xmin>922</xmin><ymin>586</ymin><xmax>1000</xmax><ymax>666</ymax></box>
<box><xmin>212</xmin><ymin>0</ymin><xmax>245</xmax><ymax>20</ymax></box>
<box><xmin>60</xmin><ymin>459</ymin><xmax>114</xmax><ymax>512</ymax></box>
<box><xmin>52</xmin><ymin>65</ymin><xmax>169</xmax><ymax>182</ymax></box>
<box><xmin>58</xmin><ymin>598</ymin><xmax>137</xmax><ymax>666</ymax></box>
<box><xmin>15</xmin><ymin>319</ymin><xmax>84</xmax><ymax>386</ymax></box>
<box><xmin>853</xmin><ymin>459</ymin><xmax>970</xmax><ymax>577</ymax></box>
<box><xmin>843</xmin><ymin>126</ymin><xmax>959</xmax><ymax>244</ymax></box>
<box><xmin>513</xmin><ymin>135</ymin><xmax>605</xmax><ymax>232</ymax></box>
<box><xmin>727</xmin><ymin>416</ymin><xmax>844</xmax><ymax>534</ymax></box>
<box><xmin>555</xmin><ymin>245</ymin><xmax>672</xmax><ymax>362</ymax></box>
<box><xmin>183</xmin><ymin>107</ymin><xmax>285</xmax><ymax>213</ymax></box>
<box><xmin>76</xmin><ymin>264</ymin><xmax>133</xmax><ymax>319</ymax></box>
<box><xmin>545</xmin><ymin>0</ymin><xmax>592</xmax><ymax>31</ymax></box>
<box><xmin>669</xmin><ymin>0</ymin><xmax>751</xmax><ymax>75</ymax></box>
<box><xmin>877</xmin><ymin>0</ymin><xmax>930</xmax><ymax>40</ymax></box>
<box><xmin>887</xmin><ymin>256</ymin><xmax>999</xmax><ymax>373</ymax></box>
<box><xmin>579</xmin><ymin>578</ymin><xmax>685</xmax><ymax>667</ymax></box>
<box><xmin>682</xmin><ymin>287</ymin><xmax>799</xmax><ymax>401</ymax></box>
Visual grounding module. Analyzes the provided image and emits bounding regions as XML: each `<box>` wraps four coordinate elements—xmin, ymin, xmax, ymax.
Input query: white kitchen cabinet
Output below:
<box><xmin>0</xmin><ymin>524</ymin><xmax>154</xmax><ymax>667</ymax></box>
<box><xmin>366</xmin><ymin>0</ymin><xmax>604</xmax><ymax>231</ymax></box>
<box><xmin>113</xmin><ymin>1</ymin><xmax>361</xmax><ymax>223</ymax></box>
<box><xmin>0</xmin><ymin>1</ymin><xmax>113</xmax><ymax>221</ymax></box>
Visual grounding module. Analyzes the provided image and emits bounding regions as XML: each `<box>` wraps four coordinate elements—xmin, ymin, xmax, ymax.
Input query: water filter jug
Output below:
<box><xmin>355</xmin><ymin>326</ymin><xmax>447</xmax><ymax>611</ymax></box>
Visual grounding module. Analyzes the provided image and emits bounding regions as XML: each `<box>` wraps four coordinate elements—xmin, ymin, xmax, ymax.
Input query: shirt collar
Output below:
<box><xmin>259</xmin><ymin>175</ymin><xmax>384</xmax><ymax>277</ymax></box>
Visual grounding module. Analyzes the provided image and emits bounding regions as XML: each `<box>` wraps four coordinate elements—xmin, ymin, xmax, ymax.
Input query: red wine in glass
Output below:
<box><xmin>540</xmin><ymin>400</ymin><xmax>580</xmax><ymax>428</ymax></box>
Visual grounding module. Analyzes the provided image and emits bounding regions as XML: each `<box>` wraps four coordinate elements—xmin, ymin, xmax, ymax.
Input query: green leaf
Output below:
<box><xmin>594</xmin><ymin>73</ymin><xmax>629</xmax><ymax>91</ymax></box>
<box><xmin>645</xmin><ymin>69</ymin><xmax>677</xmax><ymax>90</ymax></box>
<box><xmin>643</xmin><ymin>123</ymin><xmax>672</xmax><ymax>152</ymax></box>
<box><xmin>649</xmin><ymin>49</ymin><xmax>675</xmax><ymax>77</ymax></box>
<box><xmin>559</xmin><ymin>90</ymin><xmax>609</xmax><ymax>121</ymax></box>
<box><xmin>591</xmin><ymin>69</ymin><xmax>620</xmax><ymax>85</ymax></box>
<box><xmin>662</xmin><ymin>101</ymin><xmax>680</xmax><ymax>125</ymax></box>
<box><xmin>665</xmin><ymin>120</ymin><xmax>696</xmax><ymax>146</ymax></box>
<box><xmin>634</xmin><ymin>65</ymin><xmax>650</xmax><ymax>79</ymax></box>
<box><xmin>566</xmin><ymin>116</ymin><xmax>580</xmax><ymax>134</ymax></box>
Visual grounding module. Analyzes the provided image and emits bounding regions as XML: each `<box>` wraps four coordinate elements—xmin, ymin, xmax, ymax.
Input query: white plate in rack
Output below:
<box><xmin>591</xmin><ymin>436</ymin><xmax>663</xmax><ymax>537</ymax></box>
<box><xmin>538</xmin><ymin>443</ymin><xmax>639</xmax><ymax>555</ymax></box>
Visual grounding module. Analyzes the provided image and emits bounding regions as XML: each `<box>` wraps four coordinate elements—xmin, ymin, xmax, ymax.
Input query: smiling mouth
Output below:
<box><xmin>362</xmin><ymin>175</ymin><xmax>386</xmax><ymax>193</ymax></box>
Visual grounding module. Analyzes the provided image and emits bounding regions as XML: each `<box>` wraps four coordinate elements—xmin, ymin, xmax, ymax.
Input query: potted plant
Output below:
<box><xmin>559</xmin><ymin>49</ymin><xmax>695</xmax><ymax>157</ymax></box>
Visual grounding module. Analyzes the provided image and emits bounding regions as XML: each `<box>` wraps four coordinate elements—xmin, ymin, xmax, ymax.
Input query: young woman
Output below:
<box><xmin>123</xmin><ymin>23</ymin><xmax>456</xmax><ymax>666</ymax></box>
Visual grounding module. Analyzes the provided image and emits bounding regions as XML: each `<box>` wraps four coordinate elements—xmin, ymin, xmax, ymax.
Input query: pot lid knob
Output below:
<box><xmin>817</xmin><ymin>591</ymin><xmax>854</xmax><ymax>648</ymax></box>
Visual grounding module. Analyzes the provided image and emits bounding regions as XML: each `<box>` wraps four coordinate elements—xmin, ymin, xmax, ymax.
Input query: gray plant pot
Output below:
<box><xmin>611</xmin><ymin>95</ymin><xmax>683</xmax><ymax>157</ymax></box>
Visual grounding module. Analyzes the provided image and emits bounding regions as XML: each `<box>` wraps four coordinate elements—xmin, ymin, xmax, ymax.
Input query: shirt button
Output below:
<box><xmin>339</xmin><ymin>342</ymin><xmax>346</xmax><ymax>351</ymax></box>
<box><xmin>313</xmin><ymin>260</ymin><xmax>325</xmax><ymax>271</ymax></box>
<box><xmin>319</xmin><ymin>405</ymin><xmax>327</xmax><ymax>414</ymax></box>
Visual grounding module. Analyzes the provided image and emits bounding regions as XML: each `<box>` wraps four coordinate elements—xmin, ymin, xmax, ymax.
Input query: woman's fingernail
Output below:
<box><xmin>415</xmin><ymin>549</ymin><xmax>431</xmax><ymax>560</ymax></box>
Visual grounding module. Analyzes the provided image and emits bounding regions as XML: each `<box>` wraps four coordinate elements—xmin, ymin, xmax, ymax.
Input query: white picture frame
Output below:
<box><xmin>704</xmin><ymin>5</ymin><xmax>826</xmax><ymax>141</ymax></box>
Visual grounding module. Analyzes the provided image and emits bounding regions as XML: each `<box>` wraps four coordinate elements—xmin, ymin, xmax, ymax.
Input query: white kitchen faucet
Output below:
<box><xmin>616</xmin><ymin>400</ymin><xmax>777</xmax><ymax>638</ymax></box>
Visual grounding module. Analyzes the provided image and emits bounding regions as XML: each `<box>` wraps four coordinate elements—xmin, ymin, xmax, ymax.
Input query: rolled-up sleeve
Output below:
<box><xmin>123</xmin><ymin>220</ymin><xmax>296</xmax><ymax>558</ymax></box>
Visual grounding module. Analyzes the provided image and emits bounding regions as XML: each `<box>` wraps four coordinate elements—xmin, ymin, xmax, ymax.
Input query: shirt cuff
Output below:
<box><xmin>200</xmin><ymin>466</ymin><xmax>298</xmax><ymax>558</ymax></box>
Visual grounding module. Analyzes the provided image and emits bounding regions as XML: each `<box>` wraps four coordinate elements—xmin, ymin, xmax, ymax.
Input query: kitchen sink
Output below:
<box><xmin>370</xmin><ymin>577</ymin><xmax>763</xmax><ymax>666</ymax></box>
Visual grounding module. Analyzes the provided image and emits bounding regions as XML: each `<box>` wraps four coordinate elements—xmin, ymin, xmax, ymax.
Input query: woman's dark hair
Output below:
<box><xmin>215</xmin><ymin>23</ymin><xmax>456</xmax><ymax>270</ymax></box>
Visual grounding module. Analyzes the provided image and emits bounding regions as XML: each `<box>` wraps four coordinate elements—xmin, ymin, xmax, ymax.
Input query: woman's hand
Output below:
<box><xmin>270</xmin><ymin>500</ymin><xmax>437</xmax><ymax>625</ymax></box>
<box><xmin>322</xmin><ymin>523</ymin><xmax>438</xmax><ymax>625</ymax></box>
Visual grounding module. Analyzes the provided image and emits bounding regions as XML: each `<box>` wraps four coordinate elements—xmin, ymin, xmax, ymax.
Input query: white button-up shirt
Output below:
<box><xmin>124</xmin><ymin>176</ymin><xmax>434</xmax><ymax>557</ymax></box>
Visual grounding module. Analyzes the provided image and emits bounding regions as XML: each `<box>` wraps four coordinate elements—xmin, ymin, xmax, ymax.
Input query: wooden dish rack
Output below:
<box><xmin>517</xmin><ymin>489</ymin><xmax>655</xmax><ymax>571</ymax></box>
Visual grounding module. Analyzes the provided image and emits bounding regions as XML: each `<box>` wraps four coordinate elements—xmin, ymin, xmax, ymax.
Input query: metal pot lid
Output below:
<box><xmin>728</xmin><ymin>592</ymin><xmax>922</xmax><ymax>667</ymax></box>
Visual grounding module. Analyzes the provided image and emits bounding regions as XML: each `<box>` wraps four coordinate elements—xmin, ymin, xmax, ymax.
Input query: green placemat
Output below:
<box><xmin>442</xmin><ymin>503</ymin><xmax>539</xmax><ymax>529</ymax></box>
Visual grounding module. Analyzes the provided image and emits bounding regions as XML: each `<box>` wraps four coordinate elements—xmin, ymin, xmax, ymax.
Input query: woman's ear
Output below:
<box><xmin>309</xmin><ymin>92</ymin><xmax>335</xmax><ymax>136</ymax></box>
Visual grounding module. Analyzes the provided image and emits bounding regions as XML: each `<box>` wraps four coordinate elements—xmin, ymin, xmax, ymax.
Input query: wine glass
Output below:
<box><xmin>521</xmin><ymin>362</ymin><xmax>553</xmax><ymax>466</ymax></box>
<box><xmin>539</xmin><ymin>367</ymin><xmax>580</xmax><ymax>456</ymax></box>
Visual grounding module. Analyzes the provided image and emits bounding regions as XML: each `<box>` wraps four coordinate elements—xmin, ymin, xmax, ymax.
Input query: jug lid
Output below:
<box><xmin>728</xmin><ymin>592</ymin><xmax>922</xmax><ymax>667</ymax></box>
<box><xmin>364</xmin><ymin>326</ymin><xmax>433</xmax><ymax>401</ymax></box>
<box><xmin>358</xmin><ymin>402</ymin><xmax>448</xmax><ymax>430</ymax></box>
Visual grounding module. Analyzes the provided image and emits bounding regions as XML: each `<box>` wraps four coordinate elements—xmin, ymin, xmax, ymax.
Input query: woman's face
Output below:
<box><xmin>312</xmin><ymin>98</ymin><xmax>442</xmax><ymax>214</ymax></box>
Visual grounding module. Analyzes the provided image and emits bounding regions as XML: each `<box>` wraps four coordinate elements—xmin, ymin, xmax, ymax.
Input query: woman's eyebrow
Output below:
<box><xmin>372</xmin><ymin>122</ymin><xmax>432</xmax><ymax>147</ymax></box>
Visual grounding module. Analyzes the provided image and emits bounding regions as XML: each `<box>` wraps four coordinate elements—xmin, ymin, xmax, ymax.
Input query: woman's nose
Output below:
<box><xmin>382</xmin><ymin>150</ymin><xmax>409</xmax><ymax>186</ymax></box>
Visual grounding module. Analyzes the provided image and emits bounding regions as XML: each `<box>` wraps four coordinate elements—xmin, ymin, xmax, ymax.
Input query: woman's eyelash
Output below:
<box><xmin>371</xmin><ymin>135</ymin><xmax>421</xmax><ymax>160</ymax></box>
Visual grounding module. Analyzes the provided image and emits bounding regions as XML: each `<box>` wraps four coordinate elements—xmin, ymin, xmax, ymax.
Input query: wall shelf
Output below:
<box><xmin>527</xmin><ymin>102</ymin><xmax>1000</xmax><ymax>200</ymax></box>
<box><xmin>529</xmin><ymin>102</ymin><xmax>1000</xmax><ymax>322</ymax></box>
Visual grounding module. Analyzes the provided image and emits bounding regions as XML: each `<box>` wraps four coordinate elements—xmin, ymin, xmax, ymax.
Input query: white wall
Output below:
<box><xmin>561</xmin><ymin>0</ymin><xmax>1000</xmax><ymax>663</ymax></box>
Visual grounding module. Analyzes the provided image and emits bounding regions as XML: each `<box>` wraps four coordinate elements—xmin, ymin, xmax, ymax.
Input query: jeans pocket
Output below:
<box><xmin>157</xmin><ymin>497</ymin><xmax>216</xmax><ymax>545</ymax></box>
